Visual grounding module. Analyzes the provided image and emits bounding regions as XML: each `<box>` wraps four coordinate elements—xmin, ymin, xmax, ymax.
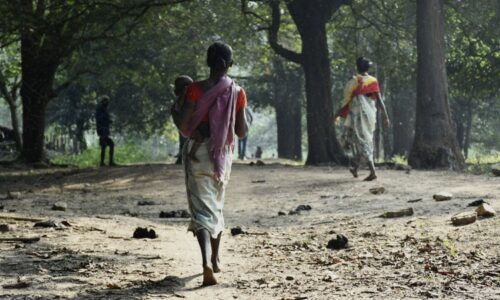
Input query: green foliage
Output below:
<box><xmin>52</xmin><ymin>141</ymin><xmax>170</xmax><ymax>168</ymax></box>
<box><xmin>442</xmin><ymin>239</ymin><xmax>458</xmax><ymax>257</ymax></box>
<box><xmin>465</xmin><ymin>145</ymin><xmax>500</xmax><ymax>175</ymax></box>
<box><xmin>391</xmin><ymin>155</ymin><xmax>408</xmax><ymax>166</ymax></box>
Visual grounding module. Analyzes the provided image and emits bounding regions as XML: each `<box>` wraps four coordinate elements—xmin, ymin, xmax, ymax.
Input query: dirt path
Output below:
<box><xmin>0</xmin><ymin>163</ymin><xmax>498</xmax><ymax>299</ymax></box>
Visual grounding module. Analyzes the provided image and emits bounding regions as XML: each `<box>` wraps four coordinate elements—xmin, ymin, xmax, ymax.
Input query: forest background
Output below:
<box><xmin>0</xmin><ymin>0</ymin><xmax>498</xmax><ymax>171</ymax></box>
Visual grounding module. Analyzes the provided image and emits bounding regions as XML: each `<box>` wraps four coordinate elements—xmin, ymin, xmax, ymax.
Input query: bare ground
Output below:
<box><xmin>0</xmin><ymin>162</ymin><xmax>498</xmax><ymax>300</ymax></box>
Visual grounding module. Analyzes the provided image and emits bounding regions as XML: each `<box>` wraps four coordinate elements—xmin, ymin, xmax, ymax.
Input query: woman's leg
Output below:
<box><xmin>196</xmin><ymin>229</ymin><xmax>217</xmax><ymax>286</ymax></box>
<box><xmin>211</xmin><ymin>232</ymin><xmax>222</xmax><ymax>273</ymax></box>
<box><xmin>348</xmin><ymin>158</ymin><xmax>358</xmax><ymax>178</ymax></box>
<box><xmin>364</xmin><ymin>160</ymin><xmax>377</xmax><ymax>181</ymax></box>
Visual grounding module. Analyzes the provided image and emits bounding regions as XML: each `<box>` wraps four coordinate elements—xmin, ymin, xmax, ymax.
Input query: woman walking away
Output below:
<box><xmin>334</xmin><ymin>57</ymin><xmax>390</xmax><ymax>181</ymax></box>
<box><xmin>176</xmin><ymin>42</ymin><xmax>248</xmax><ymax>286</ymax></box>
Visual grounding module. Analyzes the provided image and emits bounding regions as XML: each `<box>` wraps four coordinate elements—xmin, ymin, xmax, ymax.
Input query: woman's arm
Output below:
<box><xmin>179</xmin><ymin>101</ymin><xmax>196</xmax><ymax>133</ymax></box>
<box><xmin>376</xmin><ymin>93</ymin><xmax>390</xmax><ymax>128</ymax></box>
<box><xmin>235</xmin><ymin>108</ymin><xmax>248</xmax><ymax>138</ymax></box>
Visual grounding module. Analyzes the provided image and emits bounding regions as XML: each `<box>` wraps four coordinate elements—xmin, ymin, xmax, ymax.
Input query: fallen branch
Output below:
<box><xmin>0</xmin><ymin>214</ymin><xmax>43</xmax><ymax>222</ymax></box>
<box><xmin>0</xmin><ymin>236</ymin><xmax>40</xmax><ymax>243</ymax></box>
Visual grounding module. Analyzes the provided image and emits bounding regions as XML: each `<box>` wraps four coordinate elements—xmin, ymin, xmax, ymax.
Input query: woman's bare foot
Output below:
<box><xmin>212</xmin><ymin>258</ymin><xmax>221</xmax><ymax>273</ymax></box>
<box><xmin>349</xmin><ymin>167</ymin><xmax>358</xmax><ymax>178</ymax></box>
<box><xmin>363</xmin><ymin>173</ymin><xmax>377</xmax><ymax>181</ymax></box>
<box><xmin>202</xmin><ymin>265</ymin><xmax>217</xmax><ymax>286</ymax></box>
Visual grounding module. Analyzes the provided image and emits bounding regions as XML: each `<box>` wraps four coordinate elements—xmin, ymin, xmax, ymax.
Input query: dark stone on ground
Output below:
<box><xmin>295</xmin><ymin>205</ymin><xmax>312</xmax><ymax>212</ymax></box>
<box><xmin>138</xmin><ymin>200</ymin><xmax>156</xmax><ymax>206</ymax></box>
<box><xmin>159</xmin><ymin>210</ymin><xmax>190</xmax><ymax>218</ymax></box>
<box><xmin>278</xmin><ymin>211</ymin><xmax>286</xmax><ymax>216</ymax></box>
<box><xmin>34</xmin><ymin>220</ymin><xmax>61</xmax><ymax>228</ymax></box>
<box><xmin>288</xmin><ymin>210</ymin><xmax>300</xmax><ymax>215</ymax></box>
<box><xmin>369</xmin><ymin>187</ymin><xmax>386</xmax><ymax>195</ymax></box>
<box><xmin>467</xmin><ymin>199</ymin><xmax>489</xmax><ymax>207</ymax></box>
<box><xmin>133</xmin><ymin>227</ymin><xmax>157</xmax><ymax>239</ymax></box>
<box><xmin>492</xmin><ymin>164</ymin><xmax>500</xmax><ymax>176</ymax></box>
<box><xmin>0</xmin><ymin>224</ymin><xmax>10</xmax><ymax>232</ymax></box>
<box><xmin>327</xmin><ymin>234</ymin><xmax>349</xmax><ymax>250</ymax></box>
<box><xmin>52</xmin><ymin>202</ymin><xmax>67</xmax><ymax>211</ymax></box>
<box><xmin>0</xmin><ymin>205</ymin><xmax>4</xmax><ymax>210</ymax></box>
<box><xmin>380</xmin><ymin>207</ymin><xmax>414</xmax><ymax>218</ymax></box>
<box><xmin>256</xmin><ymin>160</ymin><xmax>265</xmax><ymax>166</ymax></box>
<box><xmin>231</xmin><ymin>226</ymin><xmax>245</xmax><ymax>236</ymax></box>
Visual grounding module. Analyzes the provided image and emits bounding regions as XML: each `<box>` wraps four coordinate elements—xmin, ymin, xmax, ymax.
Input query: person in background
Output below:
<box><xmin>238</xmin><ymin>107</ymin><xmax>253</xmax><ymax>159</ymax></box>
<box><xmin>171</xmin><ymin>75</ymin><xmax>194</xmax><ymax>165</ymax></box>
<box><xmin>334</xmin><ymin>57</ymin><xmax>390</xmax><ymax>181</ymax></box>
<box><xmin>255</xmin><ymin>146</ymin><xmax>263</xmax><ymax>159</ymax></box>
<box><xmin>95</xmin><ymin>95</ymin><xmax>116</xmax><ymax>167</ymax></box>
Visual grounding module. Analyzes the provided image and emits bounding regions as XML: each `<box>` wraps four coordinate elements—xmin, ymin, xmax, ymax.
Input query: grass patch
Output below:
<box><xmin>442</xmin><ymin>239</ymin><xmax>458</xmax><ymax>257</ymax></box>
<box><xmin>52</xmin><ymin>142</ymin><xmax>169</xmax><ymax>168</ymax></box>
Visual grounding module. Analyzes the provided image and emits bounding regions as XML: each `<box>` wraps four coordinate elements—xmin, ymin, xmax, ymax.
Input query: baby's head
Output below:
<box><xmin>174</xmin><ymin>75</ymin><xmax>193</xmax><ymax>97</ymax></box>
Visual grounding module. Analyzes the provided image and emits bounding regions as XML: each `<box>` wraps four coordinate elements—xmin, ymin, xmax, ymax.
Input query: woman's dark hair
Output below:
<box><xmin>206</xmin><ymin>42</ymin><xmax>233</xmax><ymax>71</ymax></box>
<box><xmin>356</xmin><ymin>57</ymin><xmax>373</xmax><ymax>73</ymax></box>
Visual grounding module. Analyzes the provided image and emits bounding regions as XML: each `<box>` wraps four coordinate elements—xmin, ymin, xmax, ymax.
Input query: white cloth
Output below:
<box><xmin>183</xmin><ymin>138</ymin><xmax>232</xmax><ymax>238</ymax></box>
<box><xmin>341</xmin><ymin>80</ymin><xmax>377</xmax><ymax>163</ymax></box>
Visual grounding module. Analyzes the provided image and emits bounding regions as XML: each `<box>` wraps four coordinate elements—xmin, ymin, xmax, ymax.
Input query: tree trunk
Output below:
<box><xmin>294</xmin><ymin>16</ymin><xmax>344</xmax><ymax>165</ymax></box>
<box><xmin>20</xmin><ymin>30</ymin><xmax>58</xmax><ymax>163</ymax></box>
<box><xmin>275</xmin><ymin>104</ymin><xmax>302</xmax><ymax>160</ymax></box>
<box><xmin>272</xmin><ymin>57</ymin><xmax>303</xmax><ymax>160</ymax></box>
<box><xmin>75</xmin><ymin>118</ymin><xmax>87</xmax><ymax>151</ymax></box>
<box><xmin>463</xmin><ymin>99</ymin><xmax>473</xmax><ymax>159</ymax></box>
<box><xmin>392</xmin><ymin>91</ymin><xmax>414</xmax><ymax>157</ymax></box>
<box><xmin>409</xmin><ymin>0</ymin><xmax>465</xmax><ymax>170</ymax></box>
<box><xmin>266</xmin><ymin>0</ymin><xmax>348</xmax><ymax>165</ymax></box>
<box><xmin>5</xmin><ymin>98</ymin><xmax>22</xmax><ymax>152</ymax></box>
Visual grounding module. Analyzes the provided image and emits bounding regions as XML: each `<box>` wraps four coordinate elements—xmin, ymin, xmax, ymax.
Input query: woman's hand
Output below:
<box><xmin>383</xmin><ymin>115</ymin><xmax>391</xmax><ymax>129</ymax></box>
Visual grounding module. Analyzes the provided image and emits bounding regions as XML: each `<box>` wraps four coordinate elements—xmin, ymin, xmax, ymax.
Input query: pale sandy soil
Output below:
<box><xmin>0</xmin><ymin>162</ymin><xmax>498</xmax><ymax>300</ymax></box>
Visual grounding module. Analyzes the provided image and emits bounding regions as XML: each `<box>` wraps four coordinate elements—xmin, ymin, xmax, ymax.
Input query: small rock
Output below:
<box><xmin>159</xmin><ymin>210</ymin><xmax>190</xmax><ymax>218</ymax></box>
<box><xmin>7</xmin><ymin>191</ymin><xmax>21</xmax><ymax>200</ymax></box>
<box><xmin>52</xmin><ymin>202</ymin><xmax>67</xmax><ymax>211</ymax></box>
<box><xmin>295</xmin><ymin>205</ymin><xmax>312</xmax><ymax>212</ymax></box>
<box><xmin>475</xmin><ymin>203</ymin><xmax>496</xmax><ymax>218</ymax></box>
<box><xmin>369</xmin><ymin>187</ymin><xmax>385</xmax><ymax>195</ymax></box>
<box><xmin>137</xmin><ymin>200</ymin><xmax>156</xmax><ymax>206</ymax></box>
<box><xmin>433</xmin><ymin>192</ymin><xmax>453</xmax><ymax>201</ymax></box>
<box><xmin>256</xmin><ymin>160</ymin><xmax>265</xmax><ymax>166</ymax></box>
<box><xmin>61</xmin><ymin>221</ymin><xmax>72</xmax><ymax>227</ymax></box>
<box><xmin>285</xmin><ymin>276</ymin><xmax>294</xmax><ymax>281</ymax></box>
<box><xmin>278</xmin><ymin>211</ymin><xmax>286</xmax><ymax>216</ymax></box>
<box><xmin>327</xmin><ymin>234</ymin><xmax>349</xmax><ymax>250</ymax></box>
<box><xmin>492</xmin><ymin>163</ymin><xmax>500</xmax><ymax>176</ymax></box>
<box><xmin>34</xmin><ymin>220</ymin><xmax>61</xmax><ymax>228</ymax></box>
<box><xmin>0</xmin><ymin>205</ymin><xmax>4</xmax><ymax>210</ymax></box>
<box><xmin>0</xmin><ymin>224</ymin><xmax>10</xmax><ymax>233</ymax></box>
<box><xmin>132</xmin><ymin>227</ymin><xmax>157</xmax><ymax>239</ymax></box>
<box><xmin>288</xmin><ymin>210</ymin><xmax>300</xmax><ymax>215</ymax></box>
<box><xmin>380</xmin><ymin>207</ymin><xmax>414</xmax><ymax>218</ymax></box>
<box><xmin>231</xmin><ymin>226</ymin><xmax>245</xmax><ymax>236</ymax></box>
<box><xmin>451</xmin><ymin>212</ymin><xmax>477</xmax><ymax>226</ymax></box>
<box><xmin>467</xmin><ymin>199</ymin><xmax>489</xmax><ymax>207</ymax></box>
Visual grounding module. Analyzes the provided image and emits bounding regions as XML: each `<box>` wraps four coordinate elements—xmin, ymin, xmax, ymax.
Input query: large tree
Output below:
<box><xmin>0</xmin><ymin>0</ymin><xmax>186</xmax><ymax>163</ymax></box>
<box><xmin>408</xmin><ymin>0</ymin><xmax>465</xmax><ymax>169</ymax></box>
<box><xmin>243</xmin><ymin>0</ymin><xmax>350</xmax><ymax>165</ymax></box>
